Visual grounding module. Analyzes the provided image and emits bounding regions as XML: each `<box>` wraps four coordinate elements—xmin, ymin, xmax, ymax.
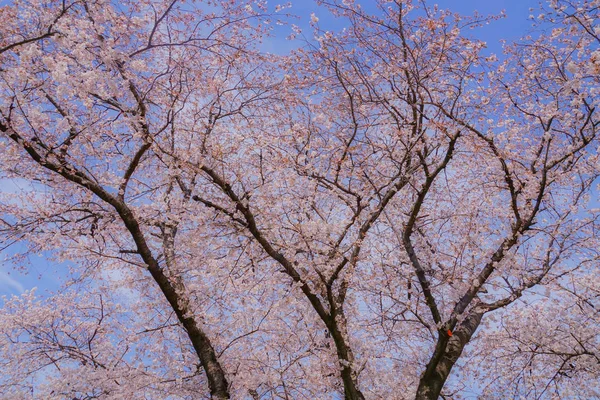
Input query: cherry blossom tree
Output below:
<box><xmin>0</xmin><ymin>0</ymin><xmax>598</xmax><ymax>399</ymax></box>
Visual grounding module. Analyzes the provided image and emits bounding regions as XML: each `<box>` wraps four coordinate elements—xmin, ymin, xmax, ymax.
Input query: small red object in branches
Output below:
<box><xmin>447</xmin><ymin>329</ymin><xmax>453</xmax><ymax>337</ymax></box>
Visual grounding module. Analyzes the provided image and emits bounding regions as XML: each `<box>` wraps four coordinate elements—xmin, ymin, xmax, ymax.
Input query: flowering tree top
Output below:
<box><xmin>0</xmin><ymin>0</ymin><xmax>598</xmax><ymax>399</ymax></box>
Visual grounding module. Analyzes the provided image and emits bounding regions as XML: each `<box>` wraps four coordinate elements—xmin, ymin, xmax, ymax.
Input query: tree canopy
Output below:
<box><xmin>0</xmin><ymin>0</ymin><xmax>599</xmax><ymax>398</ymax></box>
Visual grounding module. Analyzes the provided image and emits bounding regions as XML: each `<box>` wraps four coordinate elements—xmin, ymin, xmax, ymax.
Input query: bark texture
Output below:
<box><xmin>415</xmin><ymin>310</ymin><xmax>484</xmax><ymax>400</ymax></box>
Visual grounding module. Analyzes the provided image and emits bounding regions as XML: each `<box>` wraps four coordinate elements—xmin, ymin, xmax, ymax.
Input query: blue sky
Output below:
<box><xmin>0</xmin><ymin>178</ymin><xmax>65</xmax><ymax>299</ymax></box>
<box><xmin>264</xmin><ymin>0</ymin><xmax>539</xmax><ymax>55</ymax></box>
<box><xmin>435</xmin><ymin>0</ymin><xmax>538</xmax><ymax>55</ymax></box>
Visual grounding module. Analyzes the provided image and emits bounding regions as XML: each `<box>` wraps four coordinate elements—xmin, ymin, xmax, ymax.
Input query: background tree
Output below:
<box><xmin>1</xmin><ymin>0</ymin><xmax>599</xmax><ymax>399</ymax></box>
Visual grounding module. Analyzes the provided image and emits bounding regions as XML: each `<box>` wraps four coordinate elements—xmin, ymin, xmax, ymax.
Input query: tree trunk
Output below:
<box><xmin>325</xmin><ymin>313</ymin><xmax>365</xmax><ymax>400</ymax></box>
<box><xmin>111</xmin><ymin>207</ymin><xmax>231</xmax><ymax>399</ymax></box>
<box><xmin>415</xmin><ymin>310</ymin><xmax>484</xmax><ymax>400</ymax></box>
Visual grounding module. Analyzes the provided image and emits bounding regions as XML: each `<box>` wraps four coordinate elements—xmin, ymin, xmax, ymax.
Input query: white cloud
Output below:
<box><xmin>0</xmin><ymin>270</ymin><xmax>25</xmax><ymax>294</ymax></box>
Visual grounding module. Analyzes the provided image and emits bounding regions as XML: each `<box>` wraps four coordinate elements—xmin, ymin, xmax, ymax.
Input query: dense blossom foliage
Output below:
<box><xmin>0</xmin><ymin>0</ymin><xmax>598</xmax><ymax>399</ymax></box>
